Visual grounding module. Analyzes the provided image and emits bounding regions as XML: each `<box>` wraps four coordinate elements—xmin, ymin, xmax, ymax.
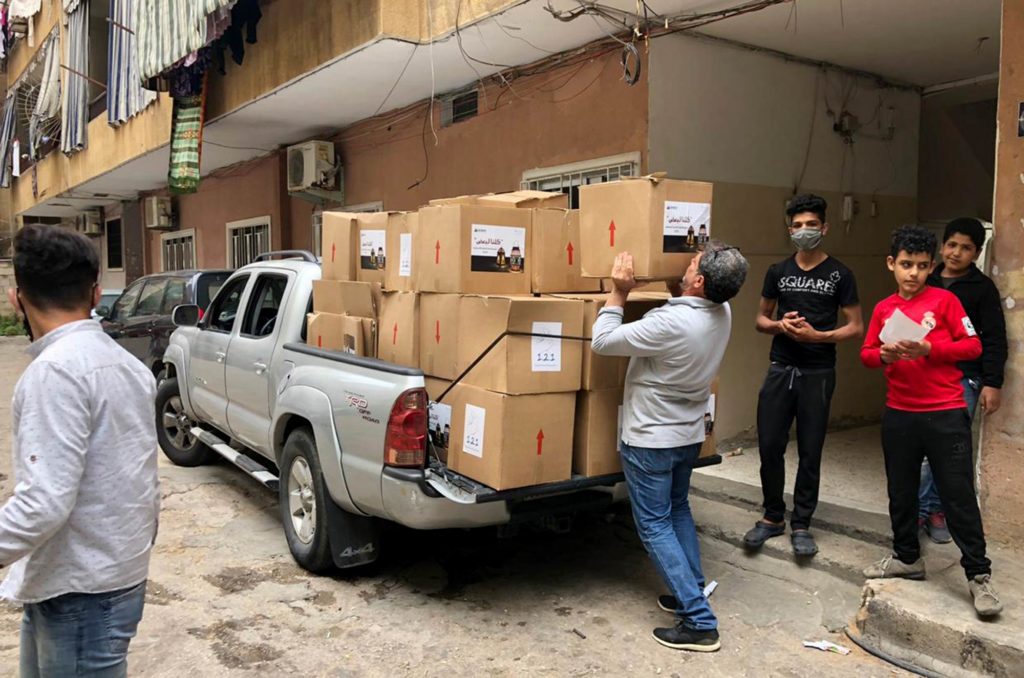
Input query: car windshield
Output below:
<box><xmin>196</xmin><ymin>273</ymin><xmax>231</xmax><ymax>309</ymax></box>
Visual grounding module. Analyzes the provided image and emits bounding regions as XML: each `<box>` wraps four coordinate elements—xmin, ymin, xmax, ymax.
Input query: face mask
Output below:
<box><xmin>791</xmin><ymin>227</ymin><xmax>823</xmax><ymax>251</ymax></box>
<box><xmin>16</xmin><ymin>294</ymin><xmax>34</xmax><ymax>342</ymax></box>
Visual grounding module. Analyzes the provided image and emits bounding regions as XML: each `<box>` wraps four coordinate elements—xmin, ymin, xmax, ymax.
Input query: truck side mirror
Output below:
<box><xmin>172</xmin><ymin>304</ymin><xmax>201</xmax><ymax>328</ymax></box>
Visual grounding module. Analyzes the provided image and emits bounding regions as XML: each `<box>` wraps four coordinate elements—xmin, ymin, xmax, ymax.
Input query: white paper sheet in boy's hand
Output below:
<box><xmin>879</xmin><ymin>308</ymin><xmax>929</xmax><ymax>345</ymax></box>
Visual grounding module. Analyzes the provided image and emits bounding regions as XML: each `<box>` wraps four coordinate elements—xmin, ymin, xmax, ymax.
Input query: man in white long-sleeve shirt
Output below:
<box><xmin>592</xmin><ymin>242</ymin><xmax>748</xmax><ymax>653</ymax></box>
<box><xmin>2</xmin><ymin>224</ymin><xmax>159</xmax><ymax>677</ymax></box>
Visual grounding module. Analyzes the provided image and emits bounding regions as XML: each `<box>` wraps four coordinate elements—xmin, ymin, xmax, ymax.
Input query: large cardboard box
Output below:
<box><xmin>385</xmin><ymin>211</ymin><xmax>417</xmax><ymax>292</ymax></box>
<box><xmin>573</xmin><ymin>380</ymin><xmax>719</xmax><ymax>477</ymax></box>
<box><xmin>448</xmin><ymin>383</ymin><xmax>575</xmax><ymax>490</ymax></box>
<box><xmin>579</xmin><ymin>176</ymin><xmax>714</xmax><ymax>280</ymax></box>
<box><xmin>311</xmin><ymin>279</ymin><xmax>381</xmax><ymax>317</ymax></box>
<box><xmin>531</xmin><ymin>209</ymin><xmax>602</xmax><ymax>294</ymax></box>
<box><xmin>415</xmin><ymin>204</ymin><xmax>532</xmax><ymax>295</ymax></box>
<box><xmin>306</xmin><ymin>312</ymin><xmax>375</xmax><ymax>357</ymax></box>
<box><xmin>376</xmin><ymin>291</ymin><xmax>419</xmax><ymax>367</ymax></box>
<box><xmin>321</xmin><ymin>212</ymin><xmax>359</xmax><ymax>281</ymax></box>
<box><xmin>429</xmin><ymin>190</ymin><xmax>568</xmax><ymax>209</ymax></box>
<box><xmin>456</xmin><ymin>295</ymin><xmax>584</xmax><ymax>395</ymax></box>
<box><xmin>418</xmin><ymin>293</ymin><xmax>461</xmax><ymax>379</ymax></box>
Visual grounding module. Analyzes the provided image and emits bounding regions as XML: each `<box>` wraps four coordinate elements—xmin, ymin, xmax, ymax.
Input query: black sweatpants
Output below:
<box><xmin>756</xmin><ymin>363</ymin><xmax>836</xmax><ymax>530</ymax></box>
<box><xmin>881</xmin><ymin>407</ymin><xmax>991</xmax><ymax>579</ymax></box>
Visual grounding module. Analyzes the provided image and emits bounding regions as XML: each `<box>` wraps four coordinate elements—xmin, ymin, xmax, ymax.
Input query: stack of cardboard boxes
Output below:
<box><xmin>309</xmin><ymin>176</ymin><xmax>719</xmax><ymax>491</ymax></box>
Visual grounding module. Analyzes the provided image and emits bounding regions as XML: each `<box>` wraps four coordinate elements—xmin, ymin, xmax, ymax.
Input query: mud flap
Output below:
<box><xmin>324</xmin><ymin>496</ymin><xmax>381</xmax><ymax>568</ymax></box>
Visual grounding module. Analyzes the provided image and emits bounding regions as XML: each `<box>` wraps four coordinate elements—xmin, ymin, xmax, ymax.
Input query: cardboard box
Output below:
<box><xmin>385</xmin><ymin>211</ymin><xmax>417</xmax><ymax>292</ymax></box>
<box><xmin>579</xmin><ymin>176</ymin><xmax>714</xmax><ymax>280</ymax></box>
<box><xmin>418</xmin><ymin>293</ymin><xmax>461</xmax><ymax>379</ymax></box>
<box><xmin>376</xmin><ymin>291</ymin><xmax>419</xmax><ymax>367</ymax></box>
<box><xmin>551</xmin><ymin>293</ymin><xmax>665</xmax><ymax>390</ymax></box>
<box><xmin>448</xmin><ymin>383</ymin><xmax>575</xmax><ymax>490</ymax></box>
<box><xmin>311</xmin><ymin>279</ymin><xmax>381</xmax><ymax>317</ymax></box>
<box><xmin>573</xmin><ymin>379</ymin><xmax>719</xmax><ymax>477</ymax></box>
<box><xmin>306</xmin><ymin>312</ymin><xmax>375</xmax><ymax>357</ymax></box>
<box><xmin>415</xmin><ymin>204</ymin><xmax>532</xmax><ymax>295</ymax></box>
<box><xmin>457</xmin><ymin>295</ymin><xmax>584</xmax><ymax>395</ymax></box>
<box><xmin>573</xmin><ymin>388</ymin><xmax>624</xmax><ymax>477</ymax></box>
<box><xmin>531</xmin><ymin>209</ymin><xmax>602</xmax><ymax>294</ymax></box>
<box><xmin>424</xmin><ymin>377</ymin><xmax>454</xmax><ymax>464</ymax></box>
<box><xmin>321</xmin><ymin>212</ymin><xmax>360</xmax><ymax>281</ymax></box>
<box><xmin>429</xmin><ymin>190</ymin><xmax>568</xmax><ymax>209</ymax></box>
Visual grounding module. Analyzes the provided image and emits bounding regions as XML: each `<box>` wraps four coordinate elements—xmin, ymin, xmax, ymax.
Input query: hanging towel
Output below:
<box><xmin>0</xmin><ymin>94</ymin><xmax>18</xmax><ymax>188</ymax></box>
<box><xmin>61</xmin><ymin>1</ymin><xmax>89</xmax><ymax>154</ymax></box>
<box><xmin>167</xmin><ymin>75</ymin><xmax>208</xmax><ymax>194</ymax></box>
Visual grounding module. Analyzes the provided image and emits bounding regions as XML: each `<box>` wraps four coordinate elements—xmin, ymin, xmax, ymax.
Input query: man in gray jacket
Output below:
<box><xmin>592</xmin><ymin>242</ymin><xmax>748</xmax><ymax>652</ymax></box>
<box><xmin>2</xmin><ymin>225</ymin><xmax>160</xmax><ymax>677</ymax></box>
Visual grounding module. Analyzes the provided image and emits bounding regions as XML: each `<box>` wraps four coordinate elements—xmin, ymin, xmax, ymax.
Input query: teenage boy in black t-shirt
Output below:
<box><xmin>744</xmin><ymin>194</ymin><xmax>864</xmax><ymax>557</ymax></box>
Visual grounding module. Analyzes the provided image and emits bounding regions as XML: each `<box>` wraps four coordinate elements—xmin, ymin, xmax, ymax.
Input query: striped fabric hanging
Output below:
<box><xmin>0</xmin><ymin>94</ymin><xmax>18</xmax><ymax>188</ymax></box>
<box><xmin>29</xmin><ymin>33</ymin><xmax>61</xmax><ymax>159</ymax></box>
<box><xmin>60</xmin><ymin>1</ymin><xmax>90</xmax><ymax>154</ymax></box>
<box><xmin>108</xmin><ymin>0</ymin><xmax>157</xmax><ymax>125</ymax></box>
<box><xmin>131</xmin><ymin>0</ymin><xmax>234</xmax><ymax>84</ymax></box>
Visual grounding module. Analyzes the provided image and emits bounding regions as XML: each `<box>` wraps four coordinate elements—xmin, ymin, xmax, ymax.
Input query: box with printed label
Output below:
<box><xmin>429</xmin><ymin>190</ymin><xmax>568</xmax><ymax>210</ymax></box>
<box><xmin>573</xmin><ymin>388</ymin><xmax>624</xmax><ymax>477</ymax></box>
<box><xmin>579</xmin><ymin>176</ymin><xmax>714</xmax><ymax>280</ymax></box>
<box><xmin>376</xmin><ymin>291</ymin><xmax>419</xmax><ymax>367</ymax></box>
<box><xmin>448</xmin><ymin>383</ymin><xmax>575</xmax><ymax>490</ymax></box>
<box><xmin>550</xmin><ymin>293</ymin><xmax>666</xmax><ymax>391</ymax></box>
<box><xmin>531</xmin><ymin>209</ymin><xmax>602</xmax><ymax>294</ymax></box>
<box><xmin>418</xmin><ymin>293</ymin><xmax>461</xmax><ymax>379</ymax></box>
<box><xmin>456</xmin><ymin>295</ymin><xmax>584</xmax><ymax>395</ymax></box>
<box><xmin>424</xmin><ymin>377</ymin><xmax>454</xmax><ymax>464</ymax></box>
<box><xmin>355</xmin><ymin>212</ymin><xmax>403</xmax><ymax>285</ymax></box>
<box><xmin>385</xmin><ymin>212</ymin><xmax>417</xmax><ymax>292</ymax></box>
<box><xmin>311</xmin><ymin>279</ymin><xmax>381</xmax><ymax>317</ymax></box>
<box><xmin>306</xmin><ymin>312</ymin><xmax>376</xmax><ymax>357</ymax></box>
<box><xmin>415</xmin><ymin>204</ymin><xmax>532</xmax><ymax>295</ymax></box>
<box><xmin>321</xmin><ymin>212</ymin><xmax>359</xmax><ymax>281</ymax></box>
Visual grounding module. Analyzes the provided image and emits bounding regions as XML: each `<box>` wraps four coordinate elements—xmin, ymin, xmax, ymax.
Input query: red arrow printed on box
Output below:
<box><xmin>392</xmin><ymin>322</ymin><xmax>398</xmax><ymax>345</ymax></box>
<box><xmin>536</xmin><ymin>429</ymin><xmax>544</xmax><ymax>455</ymax></box>
<box><xmin>608</xmin><ymin>221</ymin><xmax>616</xmax><ymax>247</ymax></box>
<box><xmin>435</xmin><ymin>320</ymin><xmax>441</xmax><ymax>344</ymax></box>
<box><xmin>331</xmin><ymin>243</ymin><xmax>336</xmax><ymax>263</ymax></box>
<box><xmin>435</xmin><ymin>240</ymin><xmax>441</xmax><ymax>264</ymax></box>
<box><xmin>566</xmin><ymin>242</ymin><xmax>574</xmax><ymax>266</ymax></box>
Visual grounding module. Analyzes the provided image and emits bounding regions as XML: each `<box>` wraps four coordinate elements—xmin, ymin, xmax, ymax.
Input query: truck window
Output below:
<box><xmin>241</xmin><ymin>274</ymin><xmax>288</xmax><ymax>338</ymax></box>
<box><xmin>206</xmin><ymin>275</ymin><xmax>250</xmax><ymax>333</ymax></box>
<box><xmin>133</xmin><ymin>279</ymin><xmax>168</xmax><ymax>318</ymax></box>
<box><xmin>161</xmin><ymin>279</ymin><xmax>187</xmax><ymax>315</ymax></box>
<box><xmin>109</xmin><ymin>280</ymin><xmax>144</xmax><ymax>322</ymax></box>
<box><xmin>196</xmin><ymin>272</ymin><xmax>231</xmax><ymax>309</ymax></box>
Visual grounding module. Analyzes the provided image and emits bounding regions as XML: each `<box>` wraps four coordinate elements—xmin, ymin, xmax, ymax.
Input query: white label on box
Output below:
<box><xmin>399</xmin><ymin>233</ymin><xmax>413</xmax><ymax>277</ymax></box>
<box><xmin>463</xmin><ymin>404</ymin><xmax>486</xmax><ymax>458</ymax></box>
<box><xmin>470</xmin><ymin>224</ymin><xmax>526</xmax><ymax>273</ymax></box>
<box><xmin>704</xmin><ymin>394</ymin><xmax>716</xmax><ymax>435</ymax></box>
<box><xmin>428</xmin><ymin>401</ymin><xmax>452</xmax><ymax>452</ymax></box>
<box><xmin>663</xmin><ymin>201</ymin><xmax>712</xmax><ymax>237</ymax></box>
<box><xmin>360</xmin><ymin>229</ymin><xmax>386</xmax><ymax>270</ymax></box>
<box><xmin>531</xmin><ymin>321</ymin><xmax>562</xmax><ymax>372</ymax></box>
<box><xmin>617</xmin><ymin>405</ymin><xmax>623</xmax><ymax>451</ymax></box>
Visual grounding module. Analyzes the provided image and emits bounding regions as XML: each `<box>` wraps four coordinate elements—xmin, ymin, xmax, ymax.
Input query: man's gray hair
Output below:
<box><xmin>698</xmin><ymin>240</ymin><xmax>749</xmax><ymax>303</ymax></box>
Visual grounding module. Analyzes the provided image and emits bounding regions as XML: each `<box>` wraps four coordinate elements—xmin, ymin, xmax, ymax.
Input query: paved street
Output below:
<box><xmin>0</xmin><ymin>337</ymin><xmax>905</xmax><ymax>677</ymax></box>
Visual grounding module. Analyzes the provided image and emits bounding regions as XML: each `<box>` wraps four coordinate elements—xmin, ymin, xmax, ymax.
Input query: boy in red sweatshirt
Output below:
<box><xmin>860</xmin><ymin>225</ymin><xmax>1001</xmax><ymax>618</ymax></box>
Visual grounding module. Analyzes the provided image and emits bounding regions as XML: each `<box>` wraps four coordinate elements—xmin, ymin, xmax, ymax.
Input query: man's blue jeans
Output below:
<box><xmin>919</xmin><ymin>377</ymin><xmax>980</xmax><ymax>519</ymax></box>
<box><xmin>20</xmin><ymin>580</ymin><xmax>147</xmax><ymax>678</ymax></box>
<box><xmin>620</xmin><ymin>441</ymin><xmax>717</xmax><ymax>631</ymax></box>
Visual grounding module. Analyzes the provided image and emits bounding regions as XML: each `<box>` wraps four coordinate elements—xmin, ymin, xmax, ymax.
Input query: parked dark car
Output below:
<box><xmin>102</xmin><ymin>270</ymin><xmax>232</xmax><ymax>378</ymax></box>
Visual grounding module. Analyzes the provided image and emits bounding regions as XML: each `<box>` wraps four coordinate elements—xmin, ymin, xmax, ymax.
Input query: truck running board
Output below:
<box><xmin>191</xmin><ymin>427</ymin><xmax>280</xmax><ymax>492</ymax></box>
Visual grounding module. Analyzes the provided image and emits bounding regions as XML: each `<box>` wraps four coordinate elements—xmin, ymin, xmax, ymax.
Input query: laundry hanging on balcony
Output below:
<box><xmin>60</xmin><ymin>0</ymin><xmax>89</xmax><ymax>154</ymax></box>
<box><xmin>132</xmin><ymin>0</ymin><xmax>236</xmax><ymax>83</ymax></box>
<box><xmin>29</xmin><ymin>32</ymin><xmax>60</xmax><ymax>160</ymax></box>
<box><xmin>0</xmin><ymin>94</ymin><xmax>17</xmax><ymax>188</ymax></box>
<box><xmin>167</xmin><ymin>73</ymin><xmax>208</xmax><ymax>194</ymax></box>
<box><xmin>8</xmin><ymin>0</ymin><xmax>41</xmax><ymax>46</ymax></box>
<box><xmin>108</xmin><ymin>0</ymin><xmax>156</xmax><ymax>125</ymax></box>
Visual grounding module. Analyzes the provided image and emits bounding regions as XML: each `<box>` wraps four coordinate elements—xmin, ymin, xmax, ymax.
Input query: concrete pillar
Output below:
<box><xmin>983</xmin><ymin>0</ymin><xmax>1024</xmax><ymax>545</ymax></box>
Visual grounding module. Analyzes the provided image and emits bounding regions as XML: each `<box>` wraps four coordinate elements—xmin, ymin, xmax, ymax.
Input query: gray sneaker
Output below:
<box><xmin>969</xmin><ymin>574</ymin><xmax>1003</xmax><ymax>618</ymax></box>
<box><xmin>863</xmin><ymin>554</ymin><xmax>926</xmax><ymax>580</ymax></box>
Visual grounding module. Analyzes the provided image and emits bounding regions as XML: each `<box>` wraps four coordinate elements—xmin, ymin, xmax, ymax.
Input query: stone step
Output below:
<box><xmin>691</xmin><ymin>470</ymin><xmax>893</xmax><ymax>547</ymax></box>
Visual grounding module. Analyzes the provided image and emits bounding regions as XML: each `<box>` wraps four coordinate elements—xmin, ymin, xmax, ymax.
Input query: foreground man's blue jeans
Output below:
<box><xmin>620</xmin><ymin>441</ymin><xmax>717</xmax><ymax>631</ymax></box>
<box><xmin>919</xmin><ymin>377</ymin><xmax>980</xmax><ymax>519</ymax></box>
<box><xmin>20</xmin><ymin>580</ymin><xmax>147</xmax><ymax>678</ymax></box>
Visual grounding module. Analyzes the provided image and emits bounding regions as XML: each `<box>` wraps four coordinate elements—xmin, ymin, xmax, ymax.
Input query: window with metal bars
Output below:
<box><xmin>162</xmin><ymin>231</ymin><xmax>195</xmax><ymax>272</ymax></box>
<box><xmin>228</xmin><ymin>221</ymin><xmax>271</xmax><ymax>268</ymax></box>
<box><xmin>522</xmin><ymin>157</ymin><xmax>638</xmax><ymax>209</ymax></box>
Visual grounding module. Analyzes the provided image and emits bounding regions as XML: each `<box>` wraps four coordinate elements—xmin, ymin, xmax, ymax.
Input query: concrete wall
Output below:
<box><xmin>983</xmin><ymin>1</ymin><xmax>1024</xmax><ymax>546</ymax></box>
<box><xmin>648</xmin><ymin>34</ymin><xmax>921</xmax><ymax>441</ymax></box>
<box><xmin>0</xmin><ymin>262</ymin><xmax>13</xmax><ymax>315</ymax></box>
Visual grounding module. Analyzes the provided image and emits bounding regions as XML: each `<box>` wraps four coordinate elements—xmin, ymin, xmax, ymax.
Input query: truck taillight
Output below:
<box><xmin>384</xmin><ymin>388</ymin><xmax>427</xmax><ymax>467</ymax></box>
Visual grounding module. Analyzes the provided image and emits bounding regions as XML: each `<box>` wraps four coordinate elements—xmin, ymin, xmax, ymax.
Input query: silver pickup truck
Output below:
<box><xmin>159</xmin><ymin>251</ymin><xmax>718</xmax><ymax>573</ymax></box>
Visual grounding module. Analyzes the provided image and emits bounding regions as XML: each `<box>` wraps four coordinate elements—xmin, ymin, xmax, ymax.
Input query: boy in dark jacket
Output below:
<box><xmin>918</xmin><ymin>218</ymin><xmax>1007</xmax><ymax>544</ymax></box>
<box><xmin>861</xmin><ymin>225</ymin><xmax>1000</xmax><ymax>619</ymax></box>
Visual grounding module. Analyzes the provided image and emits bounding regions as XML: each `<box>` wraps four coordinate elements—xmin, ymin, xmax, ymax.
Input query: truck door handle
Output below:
<box><xmin>215</xmin><ymin>351</ymin><xmax>226</xmax><ymax>363</ymax></box>
<box><xmin>253</xmin><ymin>361</ymin><xmax>268</xmax><ymax>375</ymax></box>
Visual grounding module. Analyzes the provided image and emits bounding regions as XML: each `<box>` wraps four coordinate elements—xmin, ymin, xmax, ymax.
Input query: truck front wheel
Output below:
<box><xmin>156</xmin><ymin>378</ymin><xmax>215</xmax><ymax>467</ymax></box>
<box><xmin>279</xmin><ymin>428</ymin><xmax>334</xmax><ymax>573</ymax></box>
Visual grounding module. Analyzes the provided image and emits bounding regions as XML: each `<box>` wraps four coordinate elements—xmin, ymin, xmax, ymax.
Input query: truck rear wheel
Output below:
<box><xmin>279</xmin><ymin>428</ymin><xmax>334</xmax><ymax>573</ymax></box>
<box><xmin>156</xmin><ymin>378</ymin><xmax>215</xmax><ymax>467</ymax></box>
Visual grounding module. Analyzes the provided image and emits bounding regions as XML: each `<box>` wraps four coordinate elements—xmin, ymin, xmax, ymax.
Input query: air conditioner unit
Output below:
<box><xmin>287</xmin><ymin>141</ymin><xmax>336</xmax><ymax>192</ymax></box>
<box><xmin>82</xmin><ymin>209</ymin><xmax>103</xmax><ymax>237</ymax></box>
<box><xmin>144</xmin><ymin>196</ymin><xmax>173</xmax><ymax>230</ymax></box>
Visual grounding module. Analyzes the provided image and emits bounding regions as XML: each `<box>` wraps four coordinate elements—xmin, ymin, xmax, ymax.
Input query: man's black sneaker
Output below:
<box><xmin>652</xmin><ymin>623</ymin><xmax>720</xmax><ymax>652</ymax></box>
